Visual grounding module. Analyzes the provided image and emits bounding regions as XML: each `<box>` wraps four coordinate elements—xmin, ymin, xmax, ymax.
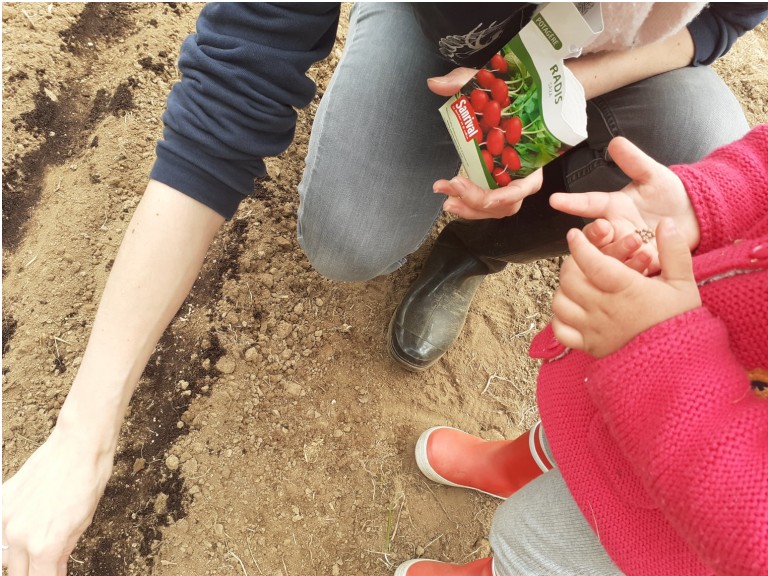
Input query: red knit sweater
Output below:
<box><xmin>535</xmin><ymin>125</ymin><xmax>768</xmax><ymax>576</ymax></box>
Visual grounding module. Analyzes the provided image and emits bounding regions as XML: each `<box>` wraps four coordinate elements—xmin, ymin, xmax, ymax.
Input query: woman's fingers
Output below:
<box><xmin>435</xmin><ymin>170</ymin><xmax>542</xmax><ymax>219</ymax></box>
<box><xmin>427</xmin><ymin>67</ymin><xmax>478</xmax><ymax>96</ymax></box>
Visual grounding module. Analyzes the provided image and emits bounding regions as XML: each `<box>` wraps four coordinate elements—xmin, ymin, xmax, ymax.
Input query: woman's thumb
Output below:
<box><xmin>657</xmin><ymin>218</ymin><xmax>695</xmax><ymax>283</ymax></box>
<box><xmin>427</xmin><ymin>67</ymin><xmax>477</xmax><ymax>96</ymax></box>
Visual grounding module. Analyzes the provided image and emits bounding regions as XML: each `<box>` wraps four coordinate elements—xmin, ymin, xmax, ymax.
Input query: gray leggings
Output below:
<box><xmin>297</xmin><ymin>3</ymin><xmax>749</xmax><ymax>281</ymax></box>
<box><xmin>490</xmin><ymin>469</ymin><xmax>624</xmax><ymax>576</ymax></box>
<box><xmin>486</xmin><ymin>429</ymin><xmax>624</xmax><ymax>575</ymax></box>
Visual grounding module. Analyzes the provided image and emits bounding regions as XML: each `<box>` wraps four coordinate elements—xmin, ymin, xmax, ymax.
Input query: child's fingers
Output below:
<box><xmin>601</xmin><ymin>232</ymin><xmax>648</xmax><ymax>264</ymax></box>
<box><xmin>550</xmin><ymin>191</ymin><xmax>612</xmax><ymax>219</ymax></box>
<box><xmin>624</xmin><ymin>247</ymin><xmax>653</xmax><ymax>275</ymax></box>
<box><xmin>656</xmin><ymin>218</ymin><xmax>696</xmax><ymax>283</ymax></box>
<box><xmin>557</xmin><ymin>255</ymin><xmax>594</xmax><ymax>303</ymax></box>
<box><xmin>551</xmin><ymin>317</ymin><xmax>585</xmax><ymax>351</ymax></box>
<box><xmin>551</xmin><ymin>288</ymin><xmax>588</xmax><ymax>330</ymax></box>
<box><xmin>582</xmin><ymin>219</ymin><xmax>615</xmax><ymax>249</ymax></box>
<box><xmin>566</xmin><ymin>228</ymin><xmax>635</xmax><ymax>293</ymax></box>
<box><xmin>606</xmin><ymin>136</ymin><xmax>659</xmax><ymax>184</ymax></box>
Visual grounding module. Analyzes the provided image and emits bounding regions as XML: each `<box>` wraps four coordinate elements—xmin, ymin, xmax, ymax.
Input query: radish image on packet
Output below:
<box><xmin>440</xmin><ymin>2</ymin><xmax>603</xmax><ymax>189</ymax></box>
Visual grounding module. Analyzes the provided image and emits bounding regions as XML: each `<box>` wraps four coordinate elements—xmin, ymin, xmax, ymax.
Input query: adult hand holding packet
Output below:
<box><xmin>440</xmin><ymin>3</ymin><xmax>603</xmax><ymax>188</ymax></box>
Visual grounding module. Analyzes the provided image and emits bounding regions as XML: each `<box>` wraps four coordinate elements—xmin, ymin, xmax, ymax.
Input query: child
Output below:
<box><xmin>396</xmin><ymin>125</ymin><xmax>768</xmax><ymax>576</ymax></box>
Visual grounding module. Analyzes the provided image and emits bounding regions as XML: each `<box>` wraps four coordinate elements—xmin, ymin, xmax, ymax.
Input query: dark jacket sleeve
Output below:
<box><xmin>150</xmin><ymin>3</ymin><xmax>340</xmax><ymax>218</ymax></box>
<box><xmin>687</xmin><ymin>2</ymin><xmax>768</xmax><ymax>66</ymax></box>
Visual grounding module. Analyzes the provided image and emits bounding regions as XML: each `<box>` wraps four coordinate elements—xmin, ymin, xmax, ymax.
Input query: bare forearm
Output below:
<box><xmin>567</xmin><ymin>27</ymin><xmax>695</xmax><ymax>100</ymax></box>
<box><xmin>57</xmin><ymin>180</ymin><xmax>225</xmax><ymax>451</ymax></box>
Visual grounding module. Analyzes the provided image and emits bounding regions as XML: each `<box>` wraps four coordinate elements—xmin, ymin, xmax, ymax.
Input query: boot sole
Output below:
<box><xmin>387</xmin><ymin>315</ymin><xmax>438</xmax><ymax>372</ymax></box>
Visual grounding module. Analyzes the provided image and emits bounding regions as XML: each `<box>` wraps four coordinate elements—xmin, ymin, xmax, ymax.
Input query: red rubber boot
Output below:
<box><xmin>395</xmin><ymin>557</ymin><xmax>493</xmax><ymax>576</ymax></box>
<box><xmin>415</xmin><ymin>421</ymin><xmax>552</xmax><ymax>499</ymax></box>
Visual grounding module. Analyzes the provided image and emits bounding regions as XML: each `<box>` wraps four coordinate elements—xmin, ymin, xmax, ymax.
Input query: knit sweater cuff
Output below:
<box><xmin>670</xmin><ymin>124</ymin><xmax>768</xmax><ymax>254</ymax></box>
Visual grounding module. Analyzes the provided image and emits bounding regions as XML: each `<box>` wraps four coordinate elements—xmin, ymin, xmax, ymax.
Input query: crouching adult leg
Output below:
<box><xmin>297</xmin><ymin>3</ymin><xmax>459</xmax><ymax>282</ymax></box>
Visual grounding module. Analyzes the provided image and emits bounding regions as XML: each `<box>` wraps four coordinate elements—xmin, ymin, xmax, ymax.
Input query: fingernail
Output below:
<box><xmin>428</xmin><ymin>76</ymin><xmax>448</xmax><ymax>84</ymax></box>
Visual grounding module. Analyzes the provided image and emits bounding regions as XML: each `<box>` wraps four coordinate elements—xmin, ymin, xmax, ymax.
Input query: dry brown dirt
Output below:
<box><xmin>2</xmin><ymin>4</ymin><xmax>767</xmax><ymax>576</ymax></box>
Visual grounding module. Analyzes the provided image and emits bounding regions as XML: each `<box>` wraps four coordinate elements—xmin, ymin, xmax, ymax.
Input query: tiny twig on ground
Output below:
<box><xmin>482</xmin><ymin>372</ymin><xmax>524</xmax><ymax>396</ymax></box>
<box><xmin>482</xmin><ymin>373</ymin><xmax>510</xmax><ymax>394</ymax></box>
<box><xmin>460</xmin><ymin>544</ymin><xmax>485</xmax><ymax>563</ymax></box>
<box><xmin>21</xmin><ymin>9</ymin><xmax>36</xmax><ymax>29</ymax></box>
<box><xmin>422</xmin><ymin>533</ymin><xmax>444</xmax><ymax>552</ymax></box>
<box><xmin>245</xmin><ymin>532</ymin><xmax>263</xmax><ymax>575</ymax></box>
<box><xmin>419</xmin><ymin>479</ymin><xmax>459</xmax><ymax>526</ymax></box>
<box><xmin>227</xmin><ymin>550</ymin><xmax>249</xmax><ymax>576</ymax></box>
<box><xmin>390</xmin><ymin>494</ymin><xmax>405</xmax><ymax>543</ymax></box>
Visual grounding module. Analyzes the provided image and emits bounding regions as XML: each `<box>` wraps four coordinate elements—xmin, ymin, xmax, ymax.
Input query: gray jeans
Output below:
<box><xmin>297</xmin><ymin>3</ymin><xmax>749</xmax><ymax>281</ymax></box>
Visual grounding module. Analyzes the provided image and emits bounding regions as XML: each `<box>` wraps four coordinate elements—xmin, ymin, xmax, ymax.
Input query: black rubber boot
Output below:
<box><xmin>388</xmin><ymin>160</ymin><xmax>586</xmax><ymax>371</ymax></box>
<box><xmin>388</xmin><ymin>226</ymin><xmax>505</xmax><ymax>371</ymax></box>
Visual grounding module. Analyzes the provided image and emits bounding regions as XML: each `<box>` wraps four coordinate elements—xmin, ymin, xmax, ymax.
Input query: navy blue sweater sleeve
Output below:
<box><xmin>688</xmin><ymin>3</ymin><xmax>768</xmax><ymax>66</ymax></box>
<box><xmin>150</xmin><ymin>3</ymin><xmax>340</xmax><ymax>218</ymax></box>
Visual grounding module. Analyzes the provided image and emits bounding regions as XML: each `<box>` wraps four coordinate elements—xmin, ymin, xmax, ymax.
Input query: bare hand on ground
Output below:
<box><xmin>2</xmin><ymin>427</ymin><xmax>114</xmax><ymax>576</ymax></box>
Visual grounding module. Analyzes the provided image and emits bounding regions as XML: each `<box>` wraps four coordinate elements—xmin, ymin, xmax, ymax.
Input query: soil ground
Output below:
<box><xmin>3</xmin><ymin>4</ymin><xmax>767</xmax><ymax>575</ymax></box>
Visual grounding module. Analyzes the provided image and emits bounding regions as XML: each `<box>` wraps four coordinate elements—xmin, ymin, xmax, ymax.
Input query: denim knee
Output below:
<box><xmin>563</xmin><ymin>66</ymin><xmax>749</xmax><ymax>194</ymax></box>
<box><xmin>298</xmin><ymin>220</ymin><xmax>404</xmax><ymax>282</ymax></box>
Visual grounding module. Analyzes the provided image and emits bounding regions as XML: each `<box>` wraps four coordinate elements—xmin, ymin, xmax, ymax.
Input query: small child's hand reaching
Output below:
<box><xmin>550</xmin><ymin>136</ymin><xmax>701</xmax><ymax>275</ymax></box>
<box><xmin>552</xmin><ymin>218</ymin><xmax>702</xmax><ymax>358</ymax></box>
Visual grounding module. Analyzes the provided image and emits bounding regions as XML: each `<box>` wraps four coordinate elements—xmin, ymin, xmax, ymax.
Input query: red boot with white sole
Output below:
<box><xmin>415</xmin><ymin>421</ymin><xmax>553</xmax><ymax>500</ymax></box>
<box><xmin>394</xmin><ymin>557</ymin><xmax>493</xmax><ymax>576</ymax></box>
<box><xmin>395</xmin><ymin>423</ymin><xmax>552</xmax><ymax>575</ymax></box>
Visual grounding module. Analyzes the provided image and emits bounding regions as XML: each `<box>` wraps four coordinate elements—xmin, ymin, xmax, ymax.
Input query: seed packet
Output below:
<box><xmin>440</xmin><ymin>2</ymin><xmax>603</xmax><ymax>188</ymax></box>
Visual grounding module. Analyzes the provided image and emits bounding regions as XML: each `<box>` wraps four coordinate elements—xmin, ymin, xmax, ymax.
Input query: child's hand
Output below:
<box><xmin>552</xmin><ymin>218</ymin><xmax>702</xmax><ymax>358</ymax></box>
<box><xmin>550</xmin><ymin>136</ymin><xmax>701</xmax><ymax>274</ymax></box>
<box><xmin>582</xmin><ymin>217</ymin><xmax>655</xmax><ymax>274</ymax></box>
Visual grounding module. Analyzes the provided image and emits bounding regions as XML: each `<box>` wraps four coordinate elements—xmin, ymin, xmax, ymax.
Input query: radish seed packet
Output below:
<box><xmin>440</xmin><ymin>2</ymin><xmax>603</xmax><ymax>189</ymax></box>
